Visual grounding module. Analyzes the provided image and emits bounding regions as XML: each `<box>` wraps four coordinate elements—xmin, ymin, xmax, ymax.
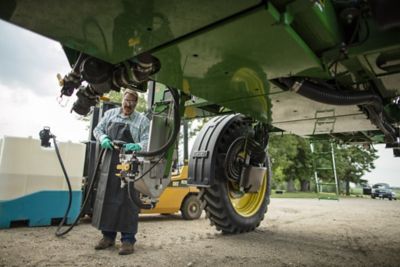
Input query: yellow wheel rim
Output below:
<box><xmin>227</xmin><ymin>172</ymin><xmax>267</xmax><ymax>217</ymax></box>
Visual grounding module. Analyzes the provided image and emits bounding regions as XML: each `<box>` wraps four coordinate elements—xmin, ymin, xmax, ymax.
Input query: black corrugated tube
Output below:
<box><xmin>278</xmin><ymin>77</ymin><xmax>398</xmax><ymax>143</ymax></box>
<box><xmin>278</xmin><ymin>78</ymin><xmax>383</xmax><ymax>112</ymax></box>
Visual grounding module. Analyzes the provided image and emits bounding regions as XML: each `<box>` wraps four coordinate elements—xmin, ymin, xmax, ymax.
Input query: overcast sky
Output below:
<box><xmin>0</xmin><ymin>20</ymin><xmax>398</xmax><ymax>187</ymax></box>
<box><xmin>0</xmin><ymin>20</ymin><xmax>88</xmax><ymax>142</ymax></box>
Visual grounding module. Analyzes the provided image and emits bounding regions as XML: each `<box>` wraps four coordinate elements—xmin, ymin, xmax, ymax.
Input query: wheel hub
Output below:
<box><xmin>228</xmin><ymin>173</ymin><xmax>267</xmax><ymax>217</ymax></box>
<box><xmin>190</xmin><ymin>204</ymin><xmax>198</xmax><ymax>213</ymax></box>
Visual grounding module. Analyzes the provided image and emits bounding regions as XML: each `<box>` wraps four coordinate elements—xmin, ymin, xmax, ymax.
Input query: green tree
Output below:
<box><xmin>333</xmin><ymin>144</ymin><xmax>378</xmax><ymax>195</ymax></box>
<box><xmin>269</xmin><ymin>134</ymin><xmax>313</xmax><ymax>192</ymax></box>
<box><xmin>266</xmin><ymin>134</ymin><xmax>379</xmax><ymax>194</ymax></box>
<box><xmin>296</xmin><ymin>137</ymin><xmax>314</xmax><ymax>191</ymax></box>
<box><xmin>307</xmin><ymin>141</ymin><xmax>378</xmax><ymax>195</ymax></box>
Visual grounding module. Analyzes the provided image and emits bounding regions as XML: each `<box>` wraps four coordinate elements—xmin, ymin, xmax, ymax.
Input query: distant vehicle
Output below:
<box><xmin>362</xmin><ymin>186</ymin><xmax>372</xmax><ymax>195</ymax></box>
<box><xmin>371</xmin><ymin>183</ymin><xmax>396</xmax><ymax>201</ymax></box>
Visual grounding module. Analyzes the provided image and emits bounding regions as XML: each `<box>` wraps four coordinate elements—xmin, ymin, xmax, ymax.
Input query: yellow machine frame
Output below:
<box><xmin>140</xmin><ymin>166</ymin><xmax>200</xmax><ymax>216</ymax></box>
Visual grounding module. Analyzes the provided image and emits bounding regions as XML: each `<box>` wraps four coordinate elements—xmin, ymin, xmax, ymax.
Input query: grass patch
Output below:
<box><xmin>271</xmin><ymin>191</ymin><xmax>319</xmax><ymax>199</ymax></box>
<box><xmin>350</xmin><ymin>187</ymin><xmax>363</xmax><ymax>195</ymax></box>
<box><xmin>393</xmin><ymin>189</ymin><xmax>400</xmax><ymax>195</ymax></box>
<box><xmin>271</xmin><ymin>191</ymin><xmax>370</xmax><ymax>199</ymax></box>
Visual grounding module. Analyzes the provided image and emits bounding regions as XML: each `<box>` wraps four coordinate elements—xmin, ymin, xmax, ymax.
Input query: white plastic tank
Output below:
<box><xmin>0</xmin><ymin>136</ymin><xmax>85</xmax><ymax>200</ymax></box>
<box><xmin>0</xmin><ymin>136</ymin><xmax>86</xmax><ymax>228</ymax></box>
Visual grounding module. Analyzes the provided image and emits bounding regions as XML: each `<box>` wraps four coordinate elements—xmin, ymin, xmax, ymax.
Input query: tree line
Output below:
<box><xmin>269</xmin><ymin>134</ymin><xmax>378</xmax><ymax>195</ymax></box>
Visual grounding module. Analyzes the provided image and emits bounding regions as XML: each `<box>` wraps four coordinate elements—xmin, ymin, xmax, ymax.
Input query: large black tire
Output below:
<box><xmin>181</xmin><ymin>194</ymin><xmax>202</xmax><ymax>220</ymax></box>
<box><xmin>200</xmin><ymin>119</ymin><xmax>271</xmax><ymax>234</ymax></box>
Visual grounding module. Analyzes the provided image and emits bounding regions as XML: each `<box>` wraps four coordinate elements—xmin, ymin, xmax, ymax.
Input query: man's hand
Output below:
<box><xmin>123</xmin><ymin>143</ymin><xmax>142</xmax><ymax>152</ymax></box>
<box><xmin>101</xmin><ymin>137</ymin><xmax>113</xmax><ymax>150</ymax></box>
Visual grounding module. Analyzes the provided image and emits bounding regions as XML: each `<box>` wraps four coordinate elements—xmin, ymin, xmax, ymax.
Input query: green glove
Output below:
<box><xmin>101</xmin><ymin>137</ymin><xmax>113</xmax><ymax>150</ymax></box>
<box><xmin>123</xmin><ymin>143</ymin><xmax>142</xmax><ymax>152</ymax></box>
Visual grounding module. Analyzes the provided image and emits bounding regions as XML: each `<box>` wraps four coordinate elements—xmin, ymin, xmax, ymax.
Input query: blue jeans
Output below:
<box><xmin>102</xmin><ymin>230</ymin><xmax>136</xmax><ymax>244</ymax></box>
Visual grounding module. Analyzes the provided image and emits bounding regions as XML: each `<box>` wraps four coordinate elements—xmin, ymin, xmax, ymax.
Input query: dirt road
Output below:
<box><xmin>1</xmin><ymin>198</ymin><xmax>399</xmax><ymax>267</ymax></box>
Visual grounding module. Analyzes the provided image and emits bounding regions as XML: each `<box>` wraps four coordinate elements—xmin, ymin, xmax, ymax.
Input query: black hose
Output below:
<box><xmin>278</xmin><ymin>78</ymin><xmax>383</xmax><ymax>111</ymax></box>
<box><xmin>364</xmin><ymin>106</ymin><xmax>397</xmax><ymax>144</ymax></box>
<box><xmin>127</xmin><ymin>181</ymin><xmax>154</xmax><ymax>210</ymax></box>
<box><xmin>278</xmin><ymin>77</ymin><xmax>398</xmax><ymax>143</ymax></box>
<box><xmin>134</xmin><ymin>152</ymin><xmax>166</xmax><ymax>183</ymax></box>
<box><xmin>52</xmin><ymin>136</ymin><xmax>72</xmax><ymax>236</ymax></box>
<box><xmin>136</xmin><ymin>87</ymin><xmax>181</xmax><ymax>157</ymax></box>
<box><xmin>54</xmin><ymin>141</ymin><xmax>105</xmax><ymax>237</ymax></box>
<box><xmin>125</xmin><ymin>151</ymin><xmax>167</xmax><ymax>210</ymax></box>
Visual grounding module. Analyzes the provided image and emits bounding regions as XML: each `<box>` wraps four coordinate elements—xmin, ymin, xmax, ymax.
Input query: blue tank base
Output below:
<box><xmin>0</xmin><ymin>191</ymin><xmax>82</xmax><ymax>229</ymax></box>
<box><xmin>29</xmin><ymin>218</ymin><xmax>52</xmax><ymax>227</ymax></box>
<box><xmin>0</xmin><ymin>220</ymin><xmax>10</xmax><ymax>229</ymax></box>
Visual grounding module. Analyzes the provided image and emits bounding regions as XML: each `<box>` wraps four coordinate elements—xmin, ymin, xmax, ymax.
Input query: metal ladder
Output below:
<box><xmin>313</xmin><ymin>109</ymin><xmax>336</xmax><ymax>135</ymax></box>
<box><xmin>310</xmin><ymin>140</ymin><xmax>339</xmax><ymax>200</ymax></box>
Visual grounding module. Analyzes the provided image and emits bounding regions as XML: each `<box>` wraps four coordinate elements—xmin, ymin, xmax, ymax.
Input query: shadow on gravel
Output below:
<box><xmin>78</xmin><ymin>213</ymin><xmax>205</xmax><ymax>224</ymax></box>
<box><xmin>139</xmin><ymin>214</ymin><xmax>205</xmax><ymax>222</ymax></box>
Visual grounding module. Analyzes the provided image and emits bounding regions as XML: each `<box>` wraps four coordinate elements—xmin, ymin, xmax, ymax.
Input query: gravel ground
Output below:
<box><xmin>1</xmin><ymin>198</ymin><xmax>399</xmax><ymax>267</ymax></box>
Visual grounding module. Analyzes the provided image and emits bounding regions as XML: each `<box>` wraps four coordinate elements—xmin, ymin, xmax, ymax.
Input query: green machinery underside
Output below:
<box><xmin>1</xmin><ymin>0</ymin><xmax>400</xmax><ymax>145</ymax></box>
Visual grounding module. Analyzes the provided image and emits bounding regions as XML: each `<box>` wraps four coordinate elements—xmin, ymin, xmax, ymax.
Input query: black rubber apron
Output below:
<box><xmin>92</xmin><ymin>121</ymin><xmax>139</xmax><ymax>234</ymax></box>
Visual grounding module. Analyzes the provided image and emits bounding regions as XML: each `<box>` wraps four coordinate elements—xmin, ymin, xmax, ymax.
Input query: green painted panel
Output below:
<box><xmin>0</xmin><ymin>0</ymin><xmax>261</xmax><ymax>64</ymax></box>
<box><xmin>154</xmin><ymin>5</ymin><xmax>326</xmax><ymax>122</ymax></box>
<box><xmin>286</xmin><ymin>0</ymin><xmax>342</xmax><ymax>52</ymax></box>
<box><xmin>218</xmin><ymin>94</ymin><xmax>272</xmax><ymax>123</ymax></box>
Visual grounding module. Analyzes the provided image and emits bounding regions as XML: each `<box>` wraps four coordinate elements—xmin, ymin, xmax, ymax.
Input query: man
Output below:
<box><xmin>92</xmin><ymin>89</ymin><xmax>149</xmax><ymax>255</ymax></box>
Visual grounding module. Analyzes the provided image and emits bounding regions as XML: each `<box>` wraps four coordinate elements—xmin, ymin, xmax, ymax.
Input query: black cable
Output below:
<box><xmin>54</xmin><ymin>144</ymin><xmax>105</xmax><ymax>237</ymax></box>
<box><xmin>52</xmin><ymin>136</ymin><xmax>73</xmax><ymax>235</ymax></box>
<box><xmin>348</xmin><ymin>15</ymin><xmax>370</xmax><ymax>48</ymax></box>
<box><xmin>328</xmin><ymin>11</ymin><xmax>370</xmax><ymax>75</ymax></box>
<box><xmin>134</xmin><ymin>152</ymin><xmax>166</xmax><ymax>183</ymax></box>
<box><xmin>127</xmin><ymin>182</ymin><xmax>153</xmax><ymax>210</ymax></box>
<box><xmin>348</xmin><ymin>15</ymin><xmax>362</xmax><ymax>47</ymax></box>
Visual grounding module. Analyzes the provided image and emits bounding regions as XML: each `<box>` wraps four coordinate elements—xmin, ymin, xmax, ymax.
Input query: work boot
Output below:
<box><xmin>94</xmin><ymin>237</ymin><xmax>115</xmax><ymax>250</ymax></box>
<box><xmin>118</xmin><ymin>242</ymin><xmax>134</xmax><ymax>255</ymax></box>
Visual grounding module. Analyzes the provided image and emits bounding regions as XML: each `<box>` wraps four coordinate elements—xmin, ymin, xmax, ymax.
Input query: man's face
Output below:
<box><xmin>122</xmin><ymin>93</ymin><xmax>137</xmax><ymax>116</ymax></box>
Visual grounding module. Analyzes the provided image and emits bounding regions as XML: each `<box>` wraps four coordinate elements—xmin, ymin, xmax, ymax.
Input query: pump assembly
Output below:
<box><xmin>58</xmin><ymin>52</ymin><xmax>160</xmax><ymax>115</ymax></box>
<box><xmin>116</xmin><ymin>86</ymin><xmax>181</xmax><ymax>206</ymax></box>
